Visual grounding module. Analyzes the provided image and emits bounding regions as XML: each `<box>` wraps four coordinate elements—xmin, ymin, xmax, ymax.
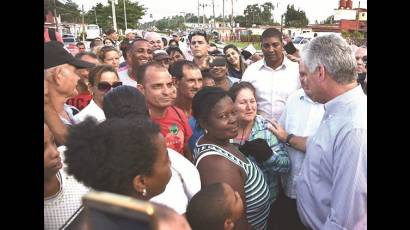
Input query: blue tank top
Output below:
<box><xmin>195</xmin><ymin>143</ymin><xmax>270</xmax><ymax>230</ymax></box>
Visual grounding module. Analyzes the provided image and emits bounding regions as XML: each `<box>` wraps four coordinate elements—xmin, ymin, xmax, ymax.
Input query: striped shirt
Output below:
<box><xmin>231</xmin><ymin>115</ymin><xmax>290</xmax><ymax>203</ymax></box>
<box><xmin>195</xmin><ymin>143</ymin><xmax>270</xmax><ymax>230</ymax></box>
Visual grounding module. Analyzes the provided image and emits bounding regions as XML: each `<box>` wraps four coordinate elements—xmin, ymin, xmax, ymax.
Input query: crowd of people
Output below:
<box><xmin>44</xmin><ymin>23</ymin><xmax>367</xmax><ymax>230</ymax></box>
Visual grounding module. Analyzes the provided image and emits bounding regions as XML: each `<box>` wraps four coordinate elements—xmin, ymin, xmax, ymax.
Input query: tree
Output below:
<box><xmin>84</xmin><ymin>0</ymin><xmax>145</xmax><ymax>31</ymax></box>
<box><xmin>284</xmin><ymin>4</ymin><xmax>309</xmax><ymax>28</ymax></box>
<box><xmin>261</xmin><ymin>2</ymin><xmax>274</xmax><ymax>25</ymax></box>
<box><xmin>244</xmin><ymin>4</ymin><xmax>262</xmax><ymax>27</ymax></box>
<box><xmin>321</xmin><ymin>15</ymin><xmax>334</xmax><ymax>24</ymax></box>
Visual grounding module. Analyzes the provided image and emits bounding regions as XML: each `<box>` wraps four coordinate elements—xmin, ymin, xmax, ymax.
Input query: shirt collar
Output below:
<box><xmin>299</xmin><ymin>90</ymin><xmax>318</xmax><ymax>104</ymax></box>
<box><xmin>260</xmin><ymin>56</ymin><xmax>289</xmax><ymax>71</ymax></box>
<box><xmin>324</xmin><ymin>86</ymin><xmax>365</xmax><ymax>114</ymax></box>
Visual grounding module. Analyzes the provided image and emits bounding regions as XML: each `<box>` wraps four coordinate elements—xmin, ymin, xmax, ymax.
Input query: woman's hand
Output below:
<box><xmin>267</xmin><ymin>119</ymin><xmax>287</xmax><ymax>143</ymax></box>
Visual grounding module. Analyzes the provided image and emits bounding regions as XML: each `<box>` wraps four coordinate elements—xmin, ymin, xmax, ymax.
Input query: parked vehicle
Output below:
<box><xmin>86</xmin><ymin>24</ymin><xmax>101</xmax><ymax>40</ymax></box>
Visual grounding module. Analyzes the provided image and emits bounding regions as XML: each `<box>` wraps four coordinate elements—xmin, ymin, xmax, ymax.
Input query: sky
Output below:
<box><xmin>69</xmin><ymin>0</ymin><xmax>367</xmax><ymax>25</ymax></box>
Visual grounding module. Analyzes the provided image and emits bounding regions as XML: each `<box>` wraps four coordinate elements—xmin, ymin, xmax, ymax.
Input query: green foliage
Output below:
<box><xmin>242</xmin><ymin>2</ymin><xmax>275</xmax><ymax>27</ymax></box>
<box><xmin>84</xmin><ymin>0</ymin><xmax>146</xmax><ymax>31</ymax></box>
<box><xmin>240</xmin><ymin>35</ymin><xmax>261</xmax><ymax>42</ymax></box>
<box><xmin>284</xmin><ymin>4</ymin><xmax>309</xmax><ymax>27</ymax></box>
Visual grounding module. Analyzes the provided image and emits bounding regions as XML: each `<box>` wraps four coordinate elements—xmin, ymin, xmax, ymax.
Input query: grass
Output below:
<box><xmin>212</xmin><ymin>40</ymin><xmax>261</xmax><ymax>50</ymax></box>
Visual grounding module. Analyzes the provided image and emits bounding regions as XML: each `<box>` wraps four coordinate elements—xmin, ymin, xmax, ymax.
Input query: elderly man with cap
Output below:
<box><xmin>44</xmin><ymin>41</ymin><xmax>95</xmax><ymax>145</ymax></box>
<box><xmin>153</xmin><ymin>49</ymin><xmax>171</xmax><ymax>70</ymax></box>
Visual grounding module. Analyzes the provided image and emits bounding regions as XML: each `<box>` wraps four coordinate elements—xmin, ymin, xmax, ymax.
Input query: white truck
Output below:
<box><xmin>86</xmin><ymin>24</ymin><xmax>101</xmax><ymax>40</ymax></box>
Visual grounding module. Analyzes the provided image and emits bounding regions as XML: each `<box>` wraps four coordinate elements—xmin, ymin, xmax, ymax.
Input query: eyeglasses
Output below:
<box><xmin>97</xmin><ymin>81</ymin><xmax>122</xmax><ymax>92</ymax></box>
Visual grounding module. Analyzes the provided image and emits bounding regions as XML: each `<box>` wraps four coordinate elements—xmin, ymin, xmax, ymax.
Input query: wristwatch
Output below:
<box><xmin>285</xmin><ymin>134</ymin><xmax>295</xmax><ymax>146</ymax></box>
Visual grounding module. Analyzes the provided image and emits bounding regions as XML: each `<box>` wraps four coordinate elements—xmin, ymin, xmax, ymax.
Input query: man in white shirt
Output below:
<box><xmin>241</xmin><ymin>28</ymin><xmax>300</xmax><ymax>121</ymax></box>
<box><xmin>118</xmin><ymin>39</ymin><xmax>153</xmax><ymax>88</ymax></box>
<box><xmin>280</xmin><ymin>35</ymin><xmax>366</xmax><ymax>230</ymax></box>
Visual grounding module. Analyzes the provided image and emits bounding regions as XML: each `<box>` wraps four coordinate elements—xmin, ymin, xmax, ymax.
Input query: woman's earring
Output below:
<box><xmin>142</xmin><ymin>188</ymin><xmax>147</xmax><ymax>197</ymax></box>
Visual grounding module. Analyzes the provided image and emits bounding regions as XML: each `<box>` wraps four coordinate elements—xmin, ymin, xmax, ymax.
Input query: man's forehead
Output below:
<box><xmin>133</xmin><ymin>40</ymin><xmax>150</xmax><ymax>48</ymax></box>
<box><xmin>191</xmin><ymin>35</ymin><xmax>206</xmax><ymax>42</ymax></box>
<box><xmin>355</xmin><ymin>48</ymin><xmax>367</xmax><ymax>56</ymax></box>
<box><xmin>262</xmin><ymin>36</ymin><xmax>281</xmax><ymax>43</ymax></box>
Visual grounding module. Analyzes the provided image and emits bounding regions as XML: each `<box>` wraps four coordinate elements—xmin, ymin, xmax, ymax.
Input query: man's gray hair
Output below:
<box><xmin>301</xmin><ymin>34</ymin><xmax>357</xmax><ymax>84</ymax></box>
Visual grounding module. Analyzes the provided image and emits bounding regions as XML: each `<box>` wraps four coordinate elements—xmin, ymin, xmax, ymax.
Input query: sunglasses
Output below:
<box><xmin>97</xmin><ymin>81</ymin><xmax>122</xmax><ymax>92</ymax></box>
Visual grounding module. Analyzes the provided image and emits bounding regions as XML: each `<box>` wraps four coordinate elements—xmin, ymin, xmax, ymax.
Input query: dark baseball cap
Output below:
<box><xmin>44</xmin><ymin>41</ymin><xmax>96</xmax><ymax>69</ymax></box>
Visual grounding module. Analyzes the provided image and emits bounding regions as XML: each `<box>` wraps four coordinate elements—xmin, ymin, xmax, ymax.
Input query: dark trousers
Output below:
<box><xmin>276</xmin><ymin>193</ymin><xmax>308</xmax><ymax>230</ymax></box>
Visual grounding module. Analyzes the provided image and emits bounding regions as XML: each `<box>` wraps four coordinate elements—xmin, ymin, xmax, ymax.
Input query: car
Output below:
<box><xmin>62</xmin><ymin>34</ymin><xmax>79</xmax><ymax>55</ymax></box>
<box><xmin>292</xmin><ymin>36</ymin><xmax>312</xmax><ymax>50</ymax></box>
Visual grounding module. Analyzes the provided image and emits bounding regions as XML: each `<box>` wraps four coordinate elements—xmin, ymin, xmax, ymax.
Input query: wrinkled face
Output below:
<box><xmin>190</xmin><ymin>35</ymin><xmax>209</xmax><ymax>58</ymax></box>
<box><xmin>209</xmin><ymin>65</ymin><xmax>228</xmax><ymax>81</ymax></box>
<box><xmin>144</xmin><ymin>133</ymin><xmax>172</xmax><ymax>198</ymax></box>
<box><xmin>355</xmin><ymin>48</ymin><xmax>367</xmax><ymax>74</ymax></box>
<box><xmin>131</xmin><ymin>41</ymin><xmax>153</xmax><ymax>67</ymax></box>
<box><xmin>222</xmin><ymin>183</ymin><xmax>244</xmax><ymax>224</ymax></box>
<box><xmin>261</xmin><ymin>36</ymin><xmax>284</xmax><ymax>66</ymax></box>
<box><xmin>59</xmin><ymin>64</ymin><xmax>81</xmax><ymax>98</ymax></box>
<box><xmin>92</xmin><ymin>70</ymin><xmax>120</xmax><ymax>106</ymax></box>
<box><xmin>146</xmin><ymin>34</ymin><xmax>164</xmax><ymax>50</ymax></box>
<box><xmin>103</xmin><ymin>50</ymin><xmax>120</xmax><ymax>70</ymax></box>
<box><xmin>44</xmin><ymin>124</ymin><xmax>62</xmax><ymax>180</ymax></box>
<box><xmin>176</xmin><ymin>66</ymin><xmax>203</xmax><ymax>100</ymax></box>
<box><xmin>299</xmin><ymin>61</ymin><xmax>320</xmax><ymax>102</ymax></box>
<box><xmin>225</xmin><ymin>48</ymin><xmax>240</xmax><ymax>67</ymax></box>
<box><xmin>140</xmin><ymin>67</ymin><xmax>174</xmax><ymax>110</ymax></box>
<box><xmin>169</xmin><ymin>51</ymin><xmax>185</xmax><ymax>66</ymax></box>
<box><xmin>204</xmin><ymin>96</ymin><xmax>238</xmax><ymax>140</ymax></box>
<box><xmin>233</xmin><ymin>88</ymin><xmax>257</xmax><ymax>124</ymax></box>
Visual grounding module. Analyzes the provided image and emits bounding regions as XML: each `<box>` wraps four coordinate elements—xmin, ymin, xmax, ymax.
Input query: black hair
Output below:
<box><xmin>188</xmin><ymin>30</ymin><xmax>209</xmax><ymax>43</ymax></box>
<box><xmin>103</xmin><ymin>85</ymin><xmax>150</xmax><ymax>120</ymax></box>
<box><xmin>103</xmin><ymin>37</ymin><xmax>115</xmax><ymax>45</ymax></box>
<box><xmin>161</xmin><ymin>37</ymin><xmax>168</xmax><ymax>47</ymax></box>
<box><xmin>129</xmin><ymin>38</ymin><xmax>150</xmax><ymax>54</ymax></box>
<box><xmin>186</xmin><ymin>183</ymin><xmax>231</xmax><ymax>230</ymax></box>
<box><xmin>90</xmin><ymin>37</ymin><xmax>102</xmax><ymax>49</ymax></box>
<box><xmin>169</xmin><ymin>60</ymin><xmax>200</xmax><ymax>80</ymax></box>
<box><xmin>228</xmin><ymin>81</ymin><xmax>256</xmax><ymax>102</ymax></box>
<box><xmin>75</xmin><ymin>51</ymin><xmax>97</xmax><ymax>59</ymax></box>
<box><xmin>88</xmin><ymin>64</ymin><xmax>119</xmax><ymax>87</ymax></box>
<box><xmin>166</xmin><ymin>46</ymin><xmax>185</xmax><ymax>57</ymax></box>
<box><xmin>76</xmin><ymin>42</ymin><xmax>85</xmax><ymax>47</ymax></box>
<box><xmin>105</xmin><ymin>28</ymin><xmax>116</xmax><ymax>36</ymax></box>
<box><xmin>64</xmin><ymin>117</ymin><xmax>161</xmax><ymax>196</ymax></box>
<box><xmin>192</xmin><ymin>86</ymin><xmax>230</xmax><ymax>128</ymax></box>
<box><xmin>261</xmin><ymin>27</ymin><xmax>283</xmax><ymax>43</ymax></box>
<box><xmin>119</xmin><ymin>39</ymin><xmax>131</xmax><ymax>59</ymax></box>
<box><xmin>136</xmin><ymin>62</ymin><xmax>166</xmax><ymax>84</ymax></box>
<box><xmin>168</xmin><ymin>39</ymin><xmax>179</xmax><ymax>47</ymax></box>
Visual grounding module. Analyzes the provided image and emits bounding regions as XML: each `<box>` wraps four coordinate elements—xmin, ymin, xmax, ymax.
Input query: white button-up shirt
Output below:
<box><xmin>241</xmin><ymin>57</ymin><xmax>300</xmax><ymax>121</ymax></box>
<box><xmin>279</xmin><ymin>89</ymin><xmax>324</xmax><ymax>199</ymax></box>
<box><xmin>118</xmin><ymin>69</ymin><xmax>138</xmax><ymax>88</ymax></box>
<box><xmin>296</xmin><ymin>86</ymin><xmax>367</xmax><ymax>230</ymax></box>
<box><xmin>73</xmin><ymin>99</ymin><xmax>106</xmax><ymax>124</ymax></box>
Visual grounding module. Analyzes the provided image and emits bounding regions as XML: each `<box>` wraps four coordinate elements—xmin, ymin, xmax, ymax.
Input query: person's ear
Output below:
<box><xmin>132</xmin><ymin>175</ymin><xmax>147</xmax><ymax>195</ymax></box>
<box><xmin>137</xmin><ymin>84</ymin><xmax>145</xmax><ymax>94</ymax></box>
<box><xmin>224</xmin><ymin>218</ymin><xmax>235</xmax><ymax>230</ymax></box>
<box><xmin>199</xmin><ymin>118</ymin><xmax>209</xmax><ymax>132</ymax></box>
<box><xmin>53</xmin><ymin>66</ymin><xmax>65</xmax><ymax>87</ymax></box>
<box><xmin>317</xmin><ymin>64</ymin><xmax>326</xmax><ymax>82</ymax></box>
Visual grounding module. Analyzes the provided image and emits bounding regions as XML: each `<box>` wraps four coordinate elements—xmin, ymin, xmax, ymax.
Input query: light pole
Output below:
<box><xmin>81</xmin><ymin>5</ymin><xmax>85</xmax><ymax>41</ymax></box>
<box><xmin>111</xmin><ymin>0</ymin><xmax>118</xmax><ymax>31</ymax></box>
<box><xmin>180</xmin><ymin>12</ymin><xmax>186</xmax><ymax>27</ymax></box>
<box><xmin>123</xmin><ymin>0</ymin><xmax>128</xmax><ymax>30</ymax></box>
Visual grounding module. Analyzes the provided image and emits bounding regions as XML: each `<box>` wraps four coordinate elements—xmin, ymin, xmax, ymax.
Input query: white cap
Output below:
<box><xmin>243</xmin><ymin>44</ymin><xmax>257</xmax><ymax>55</ymax></box>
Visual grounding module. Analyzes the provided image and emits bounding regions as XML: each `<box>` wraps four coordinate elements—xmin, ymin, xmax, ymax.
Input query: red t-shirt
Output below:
<box><xmin>66</xmin><ymin>93</ymin><xmax>93</xmax><ymax>111</ymax></box>
<box><xmin>152</xmin><ymin>106</ymin><xmax>193</xmax><ymax>155</ymax></box>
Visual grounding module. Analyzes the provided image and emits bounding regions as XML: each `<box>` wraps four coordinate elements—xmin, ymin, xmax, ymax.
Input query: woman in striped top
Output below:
<box><xmin>192</xmin><ymin>86</ymin><xmax>270</xmax><ymax>230</ymax></box>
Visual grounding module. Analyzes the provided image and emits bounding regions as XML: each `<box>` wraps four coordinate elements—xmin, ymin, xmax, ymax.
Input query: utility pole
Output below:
<box><xmin>123</xmin><ymin>0</ymin><xmax>128</xmax><ymax>30</ymax></box>
<box><xmin>81</xmin><ymin>5</ymin><xmax>85</xmax><ymax>41</ymax></box>
<box><xmin>200</xmin><ymin>3</ymin><xmax>208</xmax><ymax>26</ymax></box>
<box><xmin>198</xmin><ymin>0</ymin><xmax>200</xmax><ymax>28</ymax></box>
<box><xmin>53</xmin><ymin>0</ymin><xmax>59</xmax><ymax>32</ymax></box>
<box><xmin>230</xmin><ymin>0</ymin><xmax>234</xmax><ymax>27</ymax></box>
<box><xmin>222</xmin><ymin>0</ymin><xmax>225</xmax><ymax>27</ymax></box>
<box><xmin>212</xmin><ymin>0</ymin><xmax>216</xmax><ymax>28</ymax></box>
<box><xmin>111</xmin><ymin>0</ymin><xmax>118</xmax><ymax>31</ymax></box>
<box><xmin>280</xmin><ymin>14</ymin><xmax>284</xmax><ymax>33</ymax></box>
<box><xmin>94</xmin><ymin>8</ymin><xmax>98</xmax><ymax>25</ymax></box>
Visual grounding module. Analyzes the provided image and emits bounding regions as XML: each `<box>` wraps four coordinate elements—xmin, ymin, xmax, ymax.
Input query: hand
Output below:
<box><xmin>238</xmin><ymin>138</ymin><xmax>273</xmax><ymax>163</ymax></box>
<box><xmin>267</xmin><ymin>119</ymin><xmax>287</xmax><ymax>142</ymax></box>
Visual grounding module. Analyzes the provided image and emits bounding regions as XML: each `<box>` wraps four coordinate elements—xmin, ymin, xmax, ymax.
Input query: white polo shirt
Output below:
<box><xmin>241</xmin><ymin>57</ymin><xmax>300</xmax><ymax>121</ymax></box>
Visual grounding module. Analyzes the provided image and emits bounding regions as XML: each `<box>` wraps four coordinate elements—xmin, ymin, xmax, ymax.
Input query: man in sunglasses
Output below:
<box><xmin>188</xmin><ymin>30</ymin><xmax>210</xmax><ymax>71</ymax></box>
<box><xmin>241</xmin><ymin>28</ymin><xmax>300</xmax><ymax>122</ymax></box>
<box><xmin>44</xmin><ymin>41</ymin><xmax>96</xmax><ymax>145</ymax></box>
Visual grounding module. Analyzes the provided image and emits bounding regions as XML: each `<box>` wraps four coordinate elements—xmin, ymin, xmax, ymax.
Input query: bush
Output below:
<box><xmin>240</xmin><ymin>35</ymin><xmax>261</xmax><ymax>42</ymax></box>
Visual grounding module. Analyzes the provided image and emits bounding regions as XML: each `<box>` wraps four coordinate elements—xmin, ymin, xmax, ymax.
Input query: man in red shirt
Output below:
<box><xmin>137</xmin><ymin>62</ymin><xmax>193</xmax><ymax>161</ymax></box>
